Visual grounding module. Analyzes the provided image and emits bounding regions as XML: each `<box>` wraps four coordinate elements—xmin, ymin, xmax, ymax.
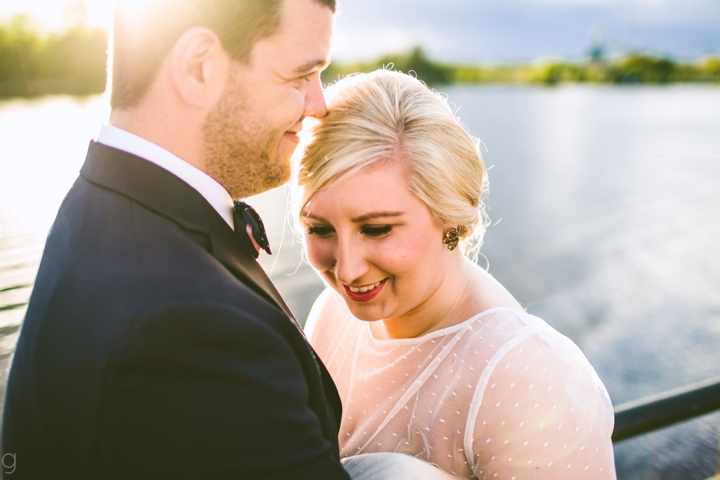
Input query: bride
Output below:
<box><xmin>294</xmin><ymin>70</ymin><xmax>616</xmax><ymax>479</ymax></box>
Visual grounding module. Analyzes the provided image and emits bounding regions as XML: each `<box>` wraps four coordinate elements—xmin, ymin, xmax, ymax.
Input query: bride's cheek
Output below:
<box><xmin>306</xmin><ymin>240</ymin><xmax>335</xmax><ymax>270</ymax></box>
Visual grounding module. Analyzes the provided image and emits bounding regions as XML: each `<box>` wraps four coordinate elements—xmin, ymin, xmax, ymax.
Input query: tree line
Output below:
<box><xmin>0</xmin><ymin>15</ymin><xmax>107</xmax><ymax>97</ymax></box>
<box><xmin>1</xmin><ymin>15</ymin><xmax>718</xmax><ymax>98</ymax></box>
<box><xmin>323</xmin><ymin>47</ymin><xmax>720</xmax><ymax>87</ymax></box>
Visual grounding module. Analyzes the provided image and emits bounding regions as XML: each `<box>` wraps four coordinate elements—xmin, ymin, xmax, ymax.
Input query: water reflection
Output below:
<box><xmin>1</xmin><ymin>86</ymin><xmax>719</xmax><ymax>478</ymax></box>
<box><xmin>448</xmin><ymin>84</ymin><xmax>720</xmax><ymax>478</ymax></box>
<box><xmin>0</xmin><ymin>95</ymin><xmax>110</xmax><ymax>233</ymax></box>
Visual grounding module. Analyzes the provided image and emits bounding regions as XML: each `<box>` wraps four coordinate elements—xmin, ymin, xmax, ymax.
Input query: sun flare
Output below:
<box><xmin>0</xmin><ymin>0</ymin><xmax>114</xmax><ymax>31</ymax></box>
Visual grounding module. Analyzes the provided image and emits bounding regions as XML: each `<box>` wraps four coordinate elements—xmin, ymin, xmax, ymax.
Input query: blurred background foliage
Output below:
<box><xmin>0</xmin><ymin>14</ymin><xmax>106</xmax><ymax>97</ymax></box>
<box><xmin>1</xmin><ymin>14</ymin><xmax>718</xmax><ymax>98</ymax></box>
<box><xmin>323</xmin><ymin>46</ymin><xmax>720</xmax><ymax>87</ymax></box>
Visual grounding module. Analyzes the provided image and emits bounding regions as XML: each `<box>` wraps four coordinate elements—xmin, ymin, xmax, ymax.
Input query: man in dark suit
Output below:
<box><xmin>1</xmin><ymin>0</ymin><xmax>351</xmax><ymax>478</ymax></box>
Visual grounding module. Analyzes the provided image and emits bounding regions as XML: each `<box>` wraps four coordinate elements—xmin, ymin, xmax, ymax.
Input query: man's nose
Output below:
<box><xmin>304</xmin><ymin>73</ymin><xmax>328</xmax><ymax>119</ymax></box>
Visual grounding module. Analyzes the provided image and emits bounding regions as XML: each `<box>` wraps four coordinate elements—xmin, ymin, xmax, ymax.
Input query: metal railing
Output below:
<box><xmin>612</xmin><ymin>375</ymin><xmax>720</xmax><ymax>443</ymax></box>
<box><xmin>613</xmin><ymin>375</ymin><xmax>720</xmax><ymax>479</ymax></box>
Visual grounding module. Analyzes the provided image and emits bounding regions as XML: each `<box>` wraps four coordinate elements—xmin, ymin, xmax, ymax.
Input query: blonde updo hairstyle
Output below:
<box><xmin>295</xmin><ymin>69</ymin><xmax>488</xmax><ymax>260</ymax></box>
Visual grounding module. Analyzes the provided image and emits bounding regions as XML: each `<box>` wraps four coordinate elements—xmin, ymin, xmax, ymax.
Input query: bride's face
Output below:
<box><xmin>301</xmin><ymin>159</ymin><xmax>452</xmax><ymax>323</ymax></box>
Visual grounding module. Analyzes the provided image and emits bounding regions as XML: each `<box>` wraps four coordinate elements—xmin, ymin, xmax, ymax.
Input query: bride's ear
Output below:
<box><xmin>170</xmin><ymin>26</ymin><xmax>229</xmax><ymax>110</ymax></box>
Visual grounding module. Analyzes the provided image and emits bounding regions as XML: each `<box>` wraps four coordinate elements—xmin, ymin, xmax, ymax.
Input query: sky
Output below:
<box><xmin>1</xmin><ymin>0</ymin><xmax>719</xmax><ymax>63</ymax></box>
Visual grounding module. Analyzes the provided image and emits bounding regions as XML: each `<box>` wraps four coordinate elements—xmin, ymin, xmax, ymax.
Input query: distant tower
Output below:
<box><xmin>588</xmin><ymin>25</ymin><xmax>605</xmax><ymax>61</ymax></box>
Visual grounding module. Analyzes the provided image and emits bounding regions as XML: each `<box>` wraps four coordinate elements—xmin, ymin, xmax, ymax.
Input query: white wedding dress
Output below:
<box><xmin>306</xmin><ymin>289</ymin><xmax>616</xmax><ymax>479</ymax></box>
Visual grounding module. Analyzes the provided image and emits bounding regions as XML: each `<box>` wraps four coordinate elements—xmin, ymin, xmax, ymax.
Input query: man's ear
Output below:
<box><xmin>170</xmin><ymin>26</ymin><xmax>229</xmax><ymax>109</ymax></box>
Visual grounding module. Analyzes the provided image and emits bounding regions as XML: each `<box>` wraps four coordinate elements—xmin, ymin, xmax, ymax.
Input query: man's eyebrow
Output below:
<box><xmin>294</xmin><ymin>58</ymin><xmax>331</xmax><ymax>74</ymax></box>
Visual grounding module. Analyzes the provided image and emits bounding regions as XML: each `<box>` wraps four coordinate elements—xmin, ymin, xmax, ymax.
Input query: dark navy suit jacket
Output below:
<box><xmin>2</xmin><ymin>142</ymin><xmax>350</xmax><ymax>479</ymax></box>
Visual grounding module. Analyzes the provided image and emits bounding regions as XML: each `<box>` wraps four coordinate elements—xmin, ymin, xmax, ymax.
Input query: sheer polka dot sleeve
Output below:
<box><xmin>306</xmin><ymin>293</ymin><xmax>615</xmax><ymax>479</ymax></box>
<box><xmin>467</xmin><ymin>325</ymin><xmax>616</xmax><ymax>479</ymax></box>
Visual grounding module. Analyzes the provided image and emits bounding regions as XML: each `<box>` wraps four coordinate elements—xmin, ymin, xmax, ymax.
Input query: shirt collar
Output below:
<box><xmin>96</xmin><ymin>125</ymin><xmax>235</xmax><ymax>230</ymax></box>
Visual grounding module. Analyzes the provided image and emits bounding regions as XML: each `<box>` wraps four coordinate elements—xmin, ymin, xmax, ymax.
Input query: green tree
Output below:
<box><xmin>35</xmin><ymin>25</ymin><xmax>108</xmax><ymax>93</ymax></box>
<box><xmin>699</xmin><ymin>57</ymin><xmax>720</xmax><ymax>82</ymax></box>
<box><xmin>611</xmin><ymin>55</ymin><xmax>676</xmax><ymax>84</ymax></box>
<box><xmin>377</xmin><ymin>47</ymin><xmax>451</xmax><ymax>85</ymax></box>
<box><xmin>0</xmin><ymin>15</ymin><xmax>40</xmax><ymax>90</ymax></box>
<box><xmin>322</xmin><ymin>46</ymin><xmax>451</xmax><ymax>86</ymax></box>
<box><xmin>0</xmin><ymin>14</ymin><xmax>107</xmax><ymax>97</ymax></box>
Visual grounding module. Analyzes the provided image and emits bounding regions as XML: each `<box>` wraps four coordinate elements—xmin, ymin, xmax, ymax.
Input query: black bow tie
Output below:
<box><xmin>233</xmin><ymin>201</ymin><xmax>271</xmax><ymax>257</ymax></box>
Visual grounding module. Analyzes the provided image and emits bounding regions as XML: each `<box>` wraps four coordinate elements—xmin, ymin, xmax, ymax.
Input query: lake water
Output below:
<box><xmin>1</xmin><ymin>85</ymin><xmax>719</xmax><ymax>478</ymax></box>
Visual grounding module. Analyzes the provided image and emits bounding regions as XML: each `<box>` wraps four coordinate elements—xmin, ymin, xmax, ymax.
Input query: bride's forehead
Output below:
<box><xmin>330</xmin><ymin>160</ymin><xmax>410</xmax><ymax>191</ymax></box>
<box><xmin>316</xmin><ymin>170</ymin><xmax>415</xmax><ymax>206</ymax></box>
<box><xmin>304</xmin><ymin>186</ymin><xmax>431</xmax><ymax>227</ymax></box>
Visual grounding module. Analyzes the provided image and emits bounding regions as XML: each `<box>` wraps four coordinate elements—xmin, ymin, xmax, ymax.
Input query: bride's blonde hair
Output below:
<box><xmin>294</xmin><ymin>69</ymin><xmax>489</xmax><ymax>260</ymax></box>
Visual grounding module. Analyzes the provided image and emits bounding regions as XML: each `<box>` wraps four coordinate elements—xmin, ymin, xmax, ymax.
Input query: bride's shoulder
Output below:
<box><xmin>469</xmin><ymin>309</ymin><xmax>613</xmax><ymax>419</ymax></box>
<box><xmin>467</xmin><ymin>317</ymin><xmax>615</xmax><ymax>477</ymax></box>
<box><xmin>465</xmin><ymin>306</ymin><xmax>587</xmax><ymax>363</ymax></box>
<box><xmin>304</xmin><ymin>288</ymin><xmax>352</xmax><ymax>340</ymax></box>
<box><xmin>468</xmin><ymin>307</ymin><xmax>612</xmax><ymax>410</ymax></box>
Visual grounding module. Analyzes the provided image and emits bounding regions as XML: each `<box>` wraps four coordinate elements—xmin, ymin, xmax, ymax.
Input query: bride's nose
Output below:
<box><xmin>333</xmin><ymin>236</ymin><xmax>369</xmax><ymax>285</ymax></box>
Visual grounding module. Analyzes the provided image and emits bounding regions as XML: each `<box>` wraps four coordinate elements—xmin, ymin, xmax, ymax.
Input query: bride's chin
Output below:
<box><xmin>346</xmin><ymin>306</ymin><xmax>384</xmax><ymax>322</ymax></box>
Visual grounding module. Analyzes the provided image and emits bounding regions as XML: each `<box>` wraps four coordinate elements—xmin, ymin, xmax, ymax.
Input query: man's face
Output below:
<box><xmin>203</xmin><ymin>0</ymin><xmax>334</xmax><ymax>199</ymax></box>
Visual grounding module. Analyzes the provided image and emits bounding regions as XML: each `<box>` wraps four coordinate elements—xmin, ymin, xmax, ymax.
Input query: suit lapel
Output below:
<box><xmin>81</xmin><ymin>141</ymin><xmax>341</xmax><ymax>425</ymax></box>
<box><xmin>80</xmin><ymin>141</ymin><xmax>298</xmax><ymax>325</ymax></box>
<box><xmin>207</xmin><ymin>220</ymin><xmax>340</xmax><ymax>420</ymax></box>
<box><xmin>206</xmin><ymin>213</ymin><xmax>299</xmax><ymax>326</ymax></box>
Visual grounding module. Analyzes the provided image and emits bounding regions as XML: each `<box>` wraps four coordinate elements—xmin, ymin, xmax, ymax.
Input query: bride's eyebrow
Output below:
<box><xmin>351</xmin><ymin>211</ymin><xmax>404</xmax><ymax>223</ymax></box>
<box><xmin>301</xmin><ymin>212</ymin><xmax>327</xmax><ymax>222</ymax></box>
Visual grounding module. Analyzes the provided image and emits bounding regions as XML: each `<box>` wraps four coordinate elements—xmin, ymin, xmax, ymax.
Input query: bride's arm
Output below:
<box><xmin>467</xmin><ymin>332</ymin><xmax>617</xmax><ymax>479</ymax></box>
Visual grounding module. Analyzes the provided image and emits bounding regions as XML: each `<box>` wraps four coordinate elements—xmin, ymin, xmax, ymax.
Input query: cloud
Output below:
<box><xmin>331</xmin><ymin>0</ymin><xmax>720</xmax><ymax>61</ymax></box>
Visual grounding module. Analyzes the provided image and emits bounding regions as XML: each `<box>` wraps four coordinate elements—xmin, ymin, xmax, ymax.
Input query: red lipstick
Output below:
<box><xmin>342</xmin><ymin>279</ymin><xmax>386</xmax><ymax>303</ymax></box>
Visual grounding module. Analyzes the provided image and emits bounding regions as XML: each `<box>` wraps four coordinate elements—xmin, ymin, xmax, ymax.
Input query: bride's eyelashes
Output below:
<box><xmin>307</xmin><ymin>225</ymin><xmax>335</xmax><ymax>237</ymax></box>
<box><xmin>306</xmin><ymin>224</ymin><xmax>394</xmax><ymax>238</ymax></box>
<box><xmin>361</xmin><ymin>225</ymin><xmax>392</xmax><ymax>238</ymax></box>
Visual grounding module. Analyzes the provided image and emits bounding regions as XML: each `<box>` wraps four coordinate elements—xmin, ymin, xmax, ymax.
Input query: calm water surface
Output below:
<box><xmin>1</xmin><ymin>85</ymin><xmax>719</xmax><ymax>478</ymax></box>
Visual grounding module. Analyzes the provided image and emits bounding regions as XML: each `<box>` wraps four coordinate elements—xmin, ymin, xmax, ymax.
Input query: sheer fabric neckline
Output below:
<box><xmin>367</xmin><ymin>306</ymin><xmax>526</xmax><ymax>343</ymax></box>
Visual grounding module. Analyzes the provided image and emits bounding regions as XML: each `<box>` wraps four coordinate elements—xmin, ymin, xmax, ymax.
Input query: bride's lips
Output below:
<box><xmin>342</xmin><ymin>279</ymin><xmax>386</xmax><ymax>303</ymax></box>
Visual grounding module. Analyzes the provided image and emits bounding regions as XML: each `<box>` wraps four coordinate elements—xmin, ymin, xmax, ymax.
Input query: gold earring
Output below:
<box><xmin>442</xmin><ymin>226</ymin><xmax>467</xmax><ymax>251</ymax></box>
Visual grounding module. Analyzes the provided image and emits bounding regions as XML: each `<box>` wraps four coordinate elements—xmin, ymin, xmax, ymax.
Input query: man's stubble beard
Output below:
<box><xmin>202</xmin><ymin>73</ymin><xmax>292</xmax><ymax>199</ymax></box>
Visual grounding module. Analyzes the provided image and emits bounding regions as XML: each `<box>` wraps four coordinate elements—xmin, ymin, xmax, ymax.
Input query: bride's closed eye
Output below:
<box><xmin>307</xmin><ymin>225</ymin><xmax>335</xmax><ymax>237</ymax></box>
<box><xmin>361</xmin><ymin>225</ymin><xmax>393</xmax><ymax>238</ymax></box>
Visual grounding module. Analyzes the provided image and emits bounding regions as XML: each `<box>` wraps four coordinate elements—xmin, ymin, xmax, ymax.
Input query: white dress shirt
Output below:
<box><xmin>96</xmin><ymin>125</ymin><xmax>235</xmax><ymax>230</ymax></box>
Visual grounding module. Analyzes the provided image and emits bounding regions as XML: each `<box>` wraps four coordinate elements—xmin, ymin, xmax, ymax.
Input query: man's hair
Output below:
<box><xmin>110</xmin><ymin>0</ymin><xmax>336</xmax><ymax>109</ymax></box>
